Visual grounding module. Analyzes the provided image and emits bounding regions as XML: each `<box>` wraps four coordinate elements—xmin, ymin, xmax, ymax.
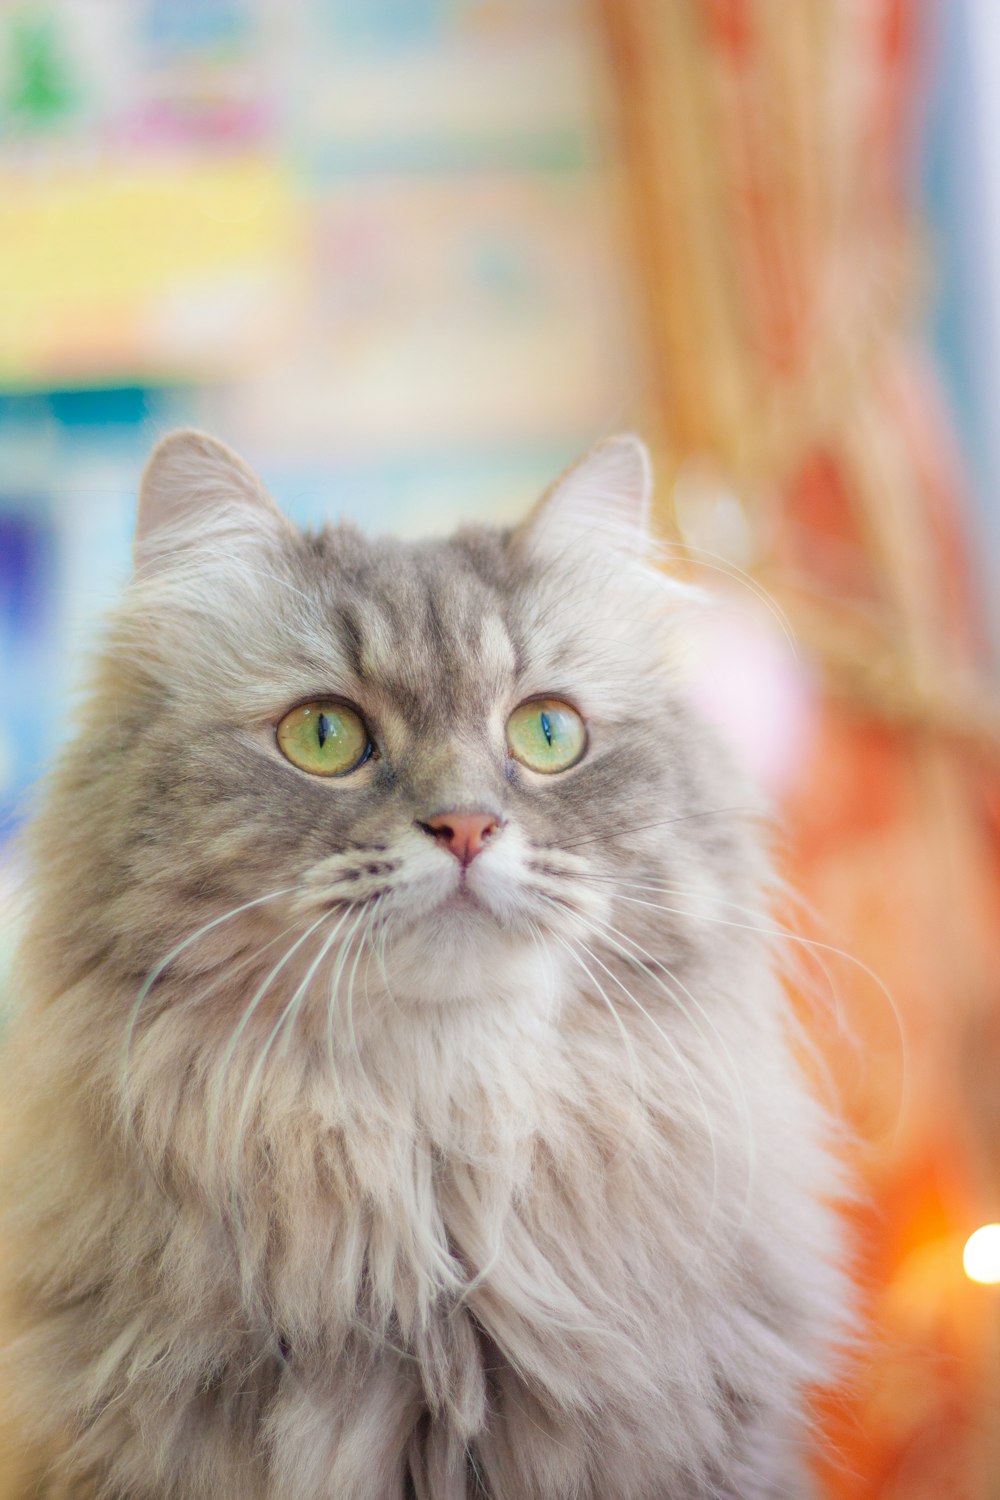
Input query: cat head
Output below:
<box><xmin>84</xmin><ymin>430</ymin><xmax>748</xmax><ymax>1024</ymax></box>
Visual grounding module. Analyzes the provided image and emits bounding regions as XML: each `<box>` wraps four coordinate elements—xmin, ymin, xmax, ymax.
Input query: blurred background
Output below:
<box><xmin>1</xmin><ymin>1</ymin><xmax>999</xmax><ymax>1495</ymax></box>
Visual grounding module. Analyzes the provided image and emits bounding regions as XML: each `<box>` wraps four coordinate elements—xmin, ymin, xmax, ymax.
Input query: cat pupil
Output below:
<box><xmin>317</xmin><ymin>713</ymin><xmax>329</xmax><ymax>749</ymax></box>
<box><xmin>540</xmin><ymin>711</ymin><xmax>553</xmax><ymax>746</ymax></box>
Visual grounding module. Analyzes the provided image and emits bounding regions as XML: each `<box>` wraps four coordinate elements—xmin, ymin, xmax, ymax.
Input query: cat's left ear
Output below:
<box><xmin>519</xmin><ymin>434</ymin><xmax>652</xmax><ymax>557</ymax></box>
<box><xmin>134</xmin><ymin>428</ymin><xmax>290</xmax><ymax>572</ymax></box>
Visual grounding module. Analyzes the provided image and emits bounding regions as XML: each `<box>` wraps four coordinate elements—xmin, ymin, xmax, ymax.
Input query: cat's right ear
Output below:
<box><xmin>516</xmin><ymin>433</ymin><xmax>653</xmax><ymax>561</ymax></box>
<box><xmin>134</xmin><ymin>429</ymin><xmax>290</xmax><ymax>573</ymax></box>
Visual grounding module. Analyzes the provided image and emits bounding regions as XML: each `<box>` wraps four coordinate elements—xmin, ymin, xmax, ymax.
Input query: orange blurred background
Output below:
<box><xmin>1</xmin><ymin>3</ymin><xmax>999</xmax><ymax>1494</ymax></box>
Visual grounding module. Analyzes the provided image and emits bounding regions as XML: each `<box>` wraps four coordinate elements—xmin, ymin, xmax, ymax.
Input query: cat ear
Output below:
<box><xmin>521</xmin><ymin>434</ymin><xmax>653</xmax><ymax>557</ymax></box>
<box><xmin>134</xmin><ymin>429</ymin><xmax>289</xmax><ymax>571</ymax></box>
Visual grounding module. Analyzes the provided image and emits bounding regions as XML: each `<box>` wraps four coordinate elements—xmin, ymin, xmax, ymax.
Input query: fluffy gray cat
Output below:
<box><xmin>0</xmin><ymin>431</ymin><xmax>848</xmax><ymax>1498</ymax></box>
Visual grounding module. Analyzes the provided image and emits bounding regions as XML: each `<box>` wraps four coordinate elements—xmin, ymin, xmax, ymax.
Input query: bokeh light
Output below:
<box><xmin>963</xmin><ymin>1225</ymin><xmax>1000</xmax><ymax>1285</ymax></box>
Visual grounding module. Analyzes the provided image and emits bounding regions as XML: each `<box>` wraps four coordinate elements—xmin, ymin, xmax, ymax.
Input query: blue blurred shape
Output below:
<box><xmin>142</xmin><ymin>0</ymin><xmax>252</xmax><ymax>52</ymax></box>
<box><xmin>320</xmin><ymin>0</ymin><xmax>449</xmax><ymax>49</ymax></box>
<box><xmin>0</xmin><ymin>509</ymin><xmax>52</xmax><ymax>636</ymax></box>
<box><xmin>0</xmin><ymin>506</ymin><xmax>55</xmax><ymax>837</ymax></box>
<box><xmin>45</xmin><ymin>387</ymin><xmax>153</xmax><ymax>429</ymax></box>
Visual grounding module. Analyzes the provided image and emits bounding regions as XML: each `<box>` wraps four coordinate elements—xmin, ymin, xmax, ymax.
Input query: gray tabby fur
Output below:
<box><xmin>0</xmin><ymin>431</ymin><xmax>849</xmax><ymax>1498</ymax></box>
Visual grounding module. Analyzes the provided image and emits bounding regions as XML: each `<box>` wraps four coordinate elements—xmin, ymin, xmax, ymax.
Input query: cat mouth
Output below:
<box><xmin>441</xmin><ymin>883</ymin><xmax>482</xmax><ymax>913</ymax></box>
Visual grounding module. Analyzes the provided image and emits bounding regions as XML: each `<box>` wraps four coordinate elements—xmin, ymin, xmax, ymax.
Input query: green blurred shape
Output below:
<box><xmin>5</xmin><ymin>8</ymin><xmax>78</xmax><ymax>129</ymax></box>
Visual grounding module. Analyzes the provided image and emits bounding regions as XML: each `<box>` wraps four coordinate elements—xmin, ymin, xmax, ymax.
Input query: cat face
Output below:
<box><xmin>106</xmin><ymin>430</ymin><xmax>740</xmax><ymax>1018</ymax></box>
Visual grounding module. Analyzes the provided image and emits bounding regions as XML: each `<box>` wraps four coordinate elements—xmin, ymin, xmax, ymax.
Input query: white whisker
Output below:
<box><xmin>121</xmin><ymin>886</ymin><xmax>295</xmax><ymax>1131</ymax></box>
<box><xmin>225</xmin><ymin>907</ymin><xmax>352</xmax><ymax>1291</ymax></box>
<box><xmin>557</xmin><ymin>808</ymin><xmax>760</xmax><ymax>852</ymax></box>
<box><xmin>594</xmin><ymin>883</ymin><xmax>907</xmax><ymax>1135</ymax></box>
<box><xmin>344</xmin><ymin>901</ymin><xmax>378</xmax><ymax>1072</ymax></box>
<box><xmin>547</xmin><ymin>930</ymin><xmax>645</xmax><ymax>1150</ymax></box>
<box><xmin>566</xmin><ymin>903</ymin><xmax>757</xmax><ymax>1248</ymax></box>
<box><xmin>539</xmin><ymin>897</ymin><xmax>724</xmax><ymax>1246</ymax></box>
<box><xmin>324</xmin><ymin>901</ymin><xmax>377</xmax><ymax>1099</ymax></box>
<box><xmin>652</xmin><ymin>536</ymin><xmax>799</xmax><ymax>657</ymax></box>
<box><xmin>571</xmin><ymin>869</ymin><xmax>849</xmax><ymax>1039</ymax></box>
<box><xmin>206</xmin><ymin>908</ymin><xmax>332</xmax><ymax>1170</ymax></box>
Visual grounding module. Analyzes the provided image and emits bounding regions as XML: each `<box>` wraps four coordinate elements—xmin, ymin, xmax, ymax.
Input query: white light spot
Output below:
<box><xmin>963</xmin><ymin>1224</ymin><xmax>1000</xmax><ymax>1284</ymax></box>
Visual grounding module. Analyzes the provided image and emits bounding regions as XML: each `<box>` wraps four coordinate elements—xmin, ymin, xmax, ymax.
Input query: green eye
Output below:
<box><xmin>276</xmin><ymin>701</ymin><xmax>371</xmax><ymax>777</ymax></box>
<box><xmin>506</xmin><ymin>698</ymin><xmax>586</xmax><ymax>774</ymax></box>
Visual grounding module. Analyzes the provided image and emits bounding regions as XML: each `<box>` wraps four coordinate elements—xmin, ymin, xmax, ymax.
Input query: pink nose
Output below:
<box><xmin>419</xmin><ymin>810</ymin><xmax>501</xmax><ymax>865</ymax></box>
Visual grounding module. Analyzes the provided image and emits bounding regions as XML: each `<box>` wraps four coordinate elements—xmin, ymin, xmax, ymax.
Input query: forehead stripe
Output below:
<box><xmin>337</xmin><ymin>608</ymin><xmax>365</xmax><ymax>677</ymax></box>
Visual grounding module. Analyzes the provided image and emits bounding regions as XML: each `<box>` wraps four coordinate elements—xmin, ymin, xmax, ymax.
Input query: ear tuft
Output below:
<box><xmin>521</xmin><ymin>433</ymin><xmax>653</xmax><ymax>556</ymax></box>
<box><xmin>135</xmin><ymin>429</ymin><xmax>286</xmax><ymax>571</ymax></box>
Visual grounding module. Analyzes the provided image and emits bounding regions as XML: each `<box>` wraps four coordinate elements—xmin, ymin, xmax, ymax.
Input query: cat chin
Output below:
<box><xmin>375</xmin><ymin>912</ymin><xmax>561</xmax><ymax>1010</ymax></box>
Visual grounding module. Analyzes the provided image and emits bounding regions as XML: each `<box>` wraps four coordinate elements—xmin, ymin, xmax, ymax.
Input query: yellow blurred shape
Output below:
<box><xmin>0</xmin><ymin>159</ymin><xmax>301</xmax><ymax>387</ymax></box>
<box><xmin>962</xmin><ymin>1224</ymin><xmax>1000</xmax><ymax>1284</ymax></box>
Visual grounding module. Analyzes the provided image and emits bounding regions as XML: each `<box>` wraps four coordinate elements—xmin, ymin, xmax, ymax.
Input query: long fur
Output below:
<box><xmin>0</xmin><ymin>434</ymin><xmax>850</xmax><ymax>1498</ymax></box>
